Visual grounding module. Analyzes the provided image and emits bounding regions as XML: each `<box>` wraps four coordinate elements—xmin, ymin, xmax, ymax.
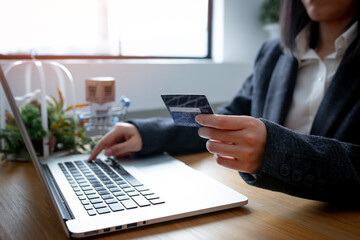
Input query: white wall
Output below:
<box><xmin>222</xmin><ymin>0</ymin><xmax>268</xmax><ymax>63</ymax></box>
<box><xmin>1</xmin><ymin>0</ymin><xmax>269</xmax><ymax>116</ymax></box>
<box><xmin>63</xmin><ymin>61</ymin><xmax>251</xmax><ymax>112</ymax></box>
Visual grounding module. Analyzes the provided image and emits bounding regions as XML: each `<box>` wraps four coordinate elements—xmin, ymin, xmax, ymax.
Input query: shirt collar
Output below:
<box><xmin>294</xmin><ymin>21</ymin><xmax>358</xmax><ymax>61</ymax></box>
<box><xmin>295</xmin><ymin>23</ymin><xmax>312</xmax><ymax>58</ymax></box>
<box><xmin>334</xmin><ymin>21</ymin><xmax>358</xmax><ymax>56</ymax></box>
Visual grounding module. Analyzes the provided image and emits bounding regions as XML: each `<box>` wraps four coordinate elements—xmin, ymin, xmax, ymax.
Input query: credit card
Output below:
<box><xmin>161</xmin><ymin>94</ymin><xmax>214</xmax><ymax>127</ymax></box>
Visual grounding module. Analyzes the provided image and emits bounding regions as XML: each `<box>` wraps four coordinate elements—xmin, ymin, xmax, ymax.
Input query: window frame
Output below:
<box><xmin>0</xmin><ymin>0</ymin><xmax>213</xmax><ymax>60</ymax></box>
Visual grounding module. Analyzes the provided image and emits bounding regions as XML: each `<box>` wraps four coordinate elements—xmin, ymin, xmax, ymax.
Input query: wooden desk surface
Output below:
<box><xmin>1</xmin><ymin>152</ymin><xmax>360</xmax><ymax>240</ymax></box>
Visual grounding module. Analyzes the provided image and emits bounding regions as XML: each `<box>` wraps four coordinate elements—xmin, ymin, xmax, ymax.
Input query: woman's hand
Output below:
<box><xmin>88</xmin><ymin>122</ymin><xmax>143</xmax><ymax>162</ymax></box>
<box><xmin>196</xmin><ymin>114</ymin><xmax>267</xmax><ymax>173</ymax></box>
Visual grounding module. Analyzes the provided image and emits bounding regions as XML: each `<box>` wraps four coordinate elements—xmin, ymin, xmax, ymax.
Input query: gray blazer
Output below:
<box><xmin>130</xmin><ymin>39</ymin><xmax>360</xmax><ymax>201</ymax></box>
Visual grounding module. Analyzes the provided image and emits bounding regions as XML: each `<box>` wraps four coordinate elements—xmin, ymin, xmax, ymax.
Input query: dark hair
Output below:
<box><xmin>279</xmin><ymin>0</ymin><xmax>360</xmax><ymax>56</ymax></box>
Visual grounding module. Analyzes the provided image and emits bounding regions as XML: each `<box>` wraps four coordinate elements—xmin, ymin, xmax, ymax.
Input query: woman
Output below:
<box><xmin>89</xmin><ymin>0</ymin><xmax>360</xmax><ymax>201</ymax></box>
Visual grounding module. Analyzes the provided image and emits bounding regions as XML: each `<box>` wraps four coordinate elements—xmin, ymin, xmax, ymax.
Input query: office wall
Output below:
<box><xmin>63</xmin><ymin>61</ymin><xmax>251</xmax><ymax>113</ymax></box>
<box><xmin>222</xmin><ymin>0</ymin><xmax>268</xmax><ymax>63</ymax></box>
<box><xmin>1</xmin><ymin>0</ymin><xmax>268</xmax><ymax>117</ymax></box>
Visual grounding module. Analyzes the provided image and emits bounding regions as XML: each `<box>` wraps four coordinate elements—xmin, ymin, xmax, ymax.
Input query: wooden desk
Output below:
<box><xmin>1</xmin><ymin>152</ymin><xmax>360</xmax><ymax>240</ymax></box>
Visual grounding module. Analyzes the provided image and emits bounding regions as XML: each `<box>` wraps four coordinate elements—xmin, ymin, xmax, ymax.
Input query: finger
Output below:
<box><xmin>198</xmin><ymin>127</ymin><xmax>240</xmax><ymax>144</ymax></box>
<box><xmin>88</xmin><ymin>129</ymin><xmax>120</xmax><ymax>161</ymax></box>
<box><xmin>88</xmin><ymin>144</ymin><xmax>104</xmax><ymax>162</ymax></box>
<box><xmin>214</xmin><ymin>154</ymin><xmax>254</xmax><ymax>173</ymax></box>
<box><xmin>108</xmin><ymin>137</ymin><xmax>139</xmax><ymax>157</ymax></box>
<box><xmin>196</xmin><ymin>114</ymin><xmax>252</xmax><ymax>130</ymax></box>
<box><xmin>207</xmin><ymin>139</ymin><xmax>261</xmax><ymax>165</ymax></box>
<box><xmin>115</xmin><ymin>152</ymin><xmax>132</xmax><ymax>158</ymax></box>
<box><xmin>206</xmin><ymin>140</ymin><xmax>239</xmax><ymax>158</ymax></box>
<box><xmin>213</xmin><ymin>154</ymin><xmax>240</xmax><ymax>170</ymax></box>
<box><xmin>104</xmin><ymin>147</ymin><xmax>131</xmax><ymax>158</ymax></box>
<box><xmin>88</xmin><ymin>137</ymin><xmax>110</xmax><ymax>161</ymax></box>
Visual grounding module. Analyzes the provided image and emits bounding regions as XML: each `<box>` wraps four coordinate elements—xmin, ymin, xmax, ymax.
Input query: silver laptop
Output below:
<box><xmin>0</xmin><ymin>65</ymin><xmax>247</xmax><ymax>238</ymax></box>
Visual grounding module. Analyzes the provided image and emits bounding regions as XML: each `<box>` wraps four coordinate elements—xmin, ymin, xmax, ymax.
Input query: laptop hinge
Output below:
<box><xmin>42</xmin><ymin>164</ymin><xmax>74</xmax><ymax>221</ymax></box>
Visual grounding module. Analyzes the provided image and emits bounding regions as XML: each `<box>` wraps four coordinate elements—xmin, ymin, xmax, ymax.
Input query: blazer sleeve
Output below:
<box><xmin>128</xmin><ymin>117</ymin><xmax>207</xmax><ymax>156</ymax></box>
<box><xmin>240</xmin><ymin>119</ymin><xmax>360</xmax><ymax>202</ymax></box>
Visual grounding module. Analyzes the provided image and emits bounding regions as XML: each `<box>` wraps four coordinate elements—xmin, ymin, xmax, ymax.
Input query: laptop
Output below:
<box><xmin>0</xmin><ymin>65</ymin><xmax>247</xmax><ymax>238</ymax></box>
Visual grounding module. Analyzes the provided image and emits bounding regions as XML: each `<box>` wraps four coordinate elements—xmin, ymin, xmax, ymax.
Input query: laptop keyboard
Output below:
<box><xmin>58</xmin><ymin>158</ymin><xmax>164</xmax><ymax>216</ymax></box>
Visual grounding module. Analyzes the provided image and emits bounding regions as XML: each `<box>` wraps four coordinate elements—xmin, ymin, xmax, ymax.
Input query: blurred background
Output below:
<box><xmin>0</xmin><ymin>0</ymin><xmax>280</xmax><ymax>118</ymax></box>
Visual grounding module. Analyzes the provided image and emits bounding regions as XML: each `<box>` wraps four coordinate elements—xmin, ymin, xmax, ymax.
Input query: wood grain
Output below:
<box><xmin>1</xmin><ymin>153</ymin><xmax>360</xmax><ymax>240</ymax></box>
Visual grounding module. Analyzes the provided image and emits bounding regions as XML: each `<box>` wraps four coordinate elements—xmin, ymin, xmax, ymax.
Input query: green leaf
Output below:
<box><xmin>56</xmin><ymin>87</ymin><xmax>64</xmax><ymax>110</ymax></box>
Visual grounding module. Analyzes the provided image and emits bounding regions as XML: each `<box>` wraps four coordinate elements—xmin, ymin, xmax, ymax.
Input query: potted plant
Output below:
<box><xmin>260</xmin><ymin>0</ymin><xmax>281</xmax><ymax>39</ymax></box>
<box><xmin>0</xmin><ymin>88</ymin><xmax>93</xmax><ymax>160</ymax></box>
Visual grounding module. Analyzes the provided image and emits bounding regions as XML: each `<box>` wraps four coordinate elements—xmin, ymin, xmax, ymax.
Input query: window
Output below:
<box><xmin>0</xmin><ymin>0</ymin><xmax>212</xmax><ymax>59</ymax></box>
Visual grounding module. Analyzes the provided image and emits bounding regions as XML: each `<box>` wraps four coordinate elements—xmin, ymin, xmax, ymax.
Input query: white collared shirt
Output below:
<box><xmin>283</xmin><ymin>22</ymin><xmax>358</xmax><ymax>134</ymax></box>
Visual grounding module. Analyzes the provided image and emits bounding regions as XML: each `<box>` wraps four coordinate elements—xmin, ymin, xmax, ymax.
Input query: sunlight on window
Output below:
<box><xmin>0</xmin><ymin>0</ymin><xmax>209</xmax><ymax>58</ymax></box>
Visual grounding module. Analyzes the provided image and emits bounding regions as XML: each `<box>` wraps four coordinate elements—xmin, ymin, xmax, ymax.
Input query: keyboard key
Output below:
<box><xmin>90</xmin><ymin>198</ymin><xmax>103</xmax><ymax>204</ymax></box>
<box><xmin>123</xmin><ymin>188</ymin><xmax>135</xmax><ymax>193</ymax></box>
<box><xmin>108</xmin><ymin>203</ymin><xmax>124</xmax><ymax>212</ymax></box>
<box><xmin>124</xmin><ymin>176</ymin><xmax>143</xmax><ymax>187</ymax></box>
<box><xmin>87</xmin><ymin>177</ymin><xmax>97</xmax><ymax>182</ymax></box>
<box><xmin>92</xmin><ymin>183</ymin><xmax>103</xmax><ymax>187</ymax></box>
<box><xmin>97</xmin><ymin>207</ymin><xmax>111</xmax><ymax>214</ymax></box>
<box><xmin>113</xmin><ymin>191</ymin><xmax>125</xmax><ymax>197</ymax></box>
<box><xmin>105</xmin><ymin>198</ymin><xmax>118</xmax><ymax>204</ymax></box>
<box><xmin>117</xmin><ymin>195</ymin><xmax>129</xmax><ymax>201</ymax></box>
<box><xmin>111</xmin><ymin>176</ymin><xmax>122</xmax><ymax>181</ymax></box>
<box><xmin>119</xmin><ymin>184</ymin><xmax>131</xmax><ymax>189</ymax></box>
<box><xmin>103</xmin><ymin>180</ymin><xmax>112</xmax><ymax>185</ymax></box>
<box><xmin>145</xmin><ymin>195</ymin><xmax>159</xmax><ymax>200</ymax></box>
<box><xmin>132</xmin><ymin>196</ymin><xmax>151</xmax><ymax>207</ymax></box>
<box><xmin>116</xmin><ymin>180</ymin><xmax>126</xmax><ymax>185</ymax></box>
<box><xmin>81</xmin><ymin>199</ymin><xmax>90</xmax><ymax>205</ymax></box>
<box><xmin>109</xmin><ymin>187</ymin><xmax>121</xmax><ymax>192</ymax></box>
<box><xmin>75</xmin><ymin>192</ymin><xmax>84</xmax><ymax>196</ymax></box>
<box><xmin>150</xmin><ymin>198</ymin><xmax>165</xmax><ymax>205</ymax></box>
<box><xmin>79</xmin><ymin>183</ymin><xmax>90</xmax><ymax>187</ymax></box>
<box><xmin>81</xmin><ymin>186</ymin><xmax>93</xmax><ymax>191</ymax></box>
<box><xmin>78</xmin><ymin>195</ymin><xmax>86</xmax><ymax>201</ymax></box>
<box><xmin>112</xmin><ymin>164</ymin><xmax>143</xmax><ymax>187</ymax></box>
<box><xmin>87</xmin><ymin>209</ymin><xmax>97</xmax><ymax>216</ymax></box>
<box><xmin>84</xmin><ymin>190</ymin><xmax>96</xmax><ymax>195</ymax></box>
<box><xmin>95</xmin><ymin>186</ymin><xmax>106</xmax><ymax>191</ymax></box>
<box><xmin>87</xmin><ymin>194</ymin><xmax>100</xmax><ymax>200</ymax></box>
<box><xmin>107</xmin><ymin>184</ymin><xmax>117</xmax><ymax>189</ymax></box>
<box><xmin>98</xmin><ymin>190</ymin><xmax>110</xmax><ymax>195</ymax></box>
<box><xmin>93</xmin><ymin>203</ymin><xmax>107</xmax><ymax>209</ymax></box>
<box><xmin>127</xmin><ymin>191</ymin><xmax>140</xmax><ymax>197</ymax></box>
<box><xmin>84</xmin><ymin>205</ymin><xmax>93</xmax><ymax>210</ymax></box>
<box><xmin>141</xmin><ymin>191</ymin><xmax>154</xmax><ymax>196</ymax></box>
<box><xmin>135</xmin><ymin>186</ymin><xmax>149</xmax><ymax>192</ymax></box>
<box><xmin>120</xmin><ymin>199</ymin><xmax>138</xmax><ymax>209</ymax></box>
<box><xmin>101</xmin><ymin>194</ymin><xmax>114</xmax><ymax>200</ymax></box>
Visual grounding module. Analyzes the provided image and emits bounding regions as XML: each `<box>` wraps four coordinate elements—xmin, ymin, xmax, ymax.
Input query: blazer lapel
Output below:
<box><xmin>263</xmin><ymin>54</ymin><xmax>298</xmax><ymax>124</ymax></box>
<box><xmin>311</xmin><ymin>49</ymin><xmax>360</xmax><ymax>136</ymax></box>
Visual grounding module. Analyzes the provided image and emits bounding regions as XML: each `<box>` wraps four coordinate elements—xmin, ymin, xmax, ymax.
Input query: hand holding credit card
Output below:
<box><xmin>161</xmin><ymin>94</ymin><xmax>214</xmax><ymax>127</ymax></box>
